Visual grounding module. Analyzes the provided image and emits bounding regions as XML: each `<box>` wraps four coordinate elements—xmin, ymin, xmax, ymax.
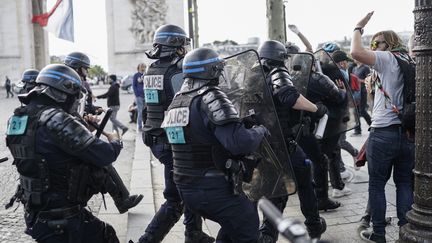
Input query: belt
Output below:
<box><xmin>370</xmin><ymin>124</ymin><xmax>401</xmax><ymax>133</ymax></box>
<box><xmin>38</xmin><ymin>205</ymin><xmax>82</xmax><ymax>220</ymax></box>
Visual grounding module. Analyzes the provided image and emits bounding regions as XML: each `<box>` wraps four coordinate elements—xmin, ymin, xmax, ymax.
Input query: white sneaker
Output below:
<box><xmin>332</xmin><ymin>187</ymin><xmax>352</xmax><ymax>198</ymax></box>
<box><xmin>340</xmin><ymin>170</ymin><xmax>350</xmax><ymax>179</ymax></box>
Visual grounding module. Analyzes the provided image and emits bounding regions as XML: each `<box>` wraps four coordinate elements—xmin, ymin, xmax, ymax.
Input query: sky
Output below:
<box><xmin>48</xmin><ymin>0</ymin><xmax>415</xmax><ymax>71</ymax></box>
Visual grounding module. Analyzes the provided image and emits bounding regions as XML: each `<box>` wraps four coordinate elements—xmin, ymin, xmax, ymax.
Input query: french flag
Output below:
<box><xmin>32</xmin><ymin>0</ymin><xmax>74</xmax><ymax>42</ymax></box>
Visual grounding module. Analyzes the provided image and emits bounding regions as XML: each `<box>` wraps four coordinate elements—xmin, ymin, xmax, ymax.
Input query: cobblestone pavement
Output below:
<box><xmin>0</xmin><ymin>86</ymin><xmax>134</xmax><ymax>242</ymax></box>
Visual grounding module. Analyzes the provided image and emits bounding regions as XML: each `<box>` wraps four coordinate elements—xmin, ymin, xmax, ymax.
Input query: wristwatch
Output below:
<box><xmin>354</xmin><ymin>27</ymin><xmax>364</xmax><ymax>35</ymax></box>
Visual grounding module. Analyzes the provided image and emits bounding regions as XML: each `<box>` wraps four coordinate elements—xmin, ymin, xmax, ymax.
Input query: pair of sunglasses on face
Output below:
<box><xmin>370</xmin><ymin>40</ymin><xmax>387</xmax><ymax>49</ymax></box>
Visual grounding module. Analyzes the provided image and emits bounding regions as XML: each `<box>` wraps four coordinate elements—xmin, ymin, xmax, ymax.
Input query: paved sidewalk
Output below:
<box><xmin>123</xmin><ymin>123</ymin><xmax>401</xmax><ymax>243</ymax></box>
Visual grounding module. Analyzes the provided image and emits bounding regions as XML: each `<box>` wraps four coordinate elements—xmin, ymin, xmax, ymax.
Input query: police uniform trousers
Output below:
<box><xmin>177</xmin><ymin>175</ymin><xmax>259</xmax><ymax>243</ymax></box>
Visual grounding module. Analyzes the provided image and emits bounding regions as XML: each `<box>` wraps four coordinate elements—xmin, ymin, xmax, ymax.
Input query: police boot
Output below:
<box><xmin>184</xmin><ymin>212</ymin><xmax>215</xmax><ymax>243</ymax></box>
<box><xmin>115</xmin><ymin>194</ymin><xmax>144</xmax><ymax>214</ymax></box>
<box><xmin>184</xmin><ymin>231</ymin><xmax>215</xmax><ymax>243</ymax></box>
<box><xmin>258</xmin><ymin>195</ymin><xmax>288</xmax><ymax>243</ymax></box>
<box><xmin>306</xmin><ymin>217</ymin><xmax>327</xmax><ymax>239</ymax></box>
<box><xmin>138</xmin><ymin>201</ymin><xmax>183</xmax><ymax>243</ymax></box>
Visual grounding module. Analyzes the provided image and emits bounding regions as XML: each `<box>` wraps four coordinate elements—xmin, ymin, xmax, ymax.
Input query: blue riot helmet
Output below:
<box><xmin>21</xmin><ymin>69</ymin><xmax>39</xmax><ymax>93</ymax></box>
<box><xmin>258</xmin><ymin>40</ymin><xmax>288</xmax><ymax>63</ymax></box>
<box><xmin>146</xmin><ymin>24</ymin><xmax>191</xmax><ymax>59</ymax></box>
<box><xmin>322</xmin><ymin>42</ymin><xmax>340</xmax><ymax>53</ymax></box>
<box><xmin>36</xmin><ymin>64</ymin><xmax>84</xmax><ymax>102</ymax></box>
<box><xmin>183</xmin><ymin>47</ymin><xmax>225</xmax><ymax>81</ymax></box>
<box><xmin>64</xmin><ymin>52</ymin><xmax>91</xmax><ymax>79</ymax></box>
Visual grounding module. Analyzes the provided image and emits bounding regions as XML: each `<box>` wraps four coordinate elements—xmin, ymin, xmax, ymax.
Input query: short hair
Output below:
<box><xmin>137</xmin><ymin>63</ymin><xmax>146</xmax><ymax>71</ymax></box>
<box><xmin>371</xmin><ymin>30</ymin><xmax>407</xmax><ymax>52</ymax></box>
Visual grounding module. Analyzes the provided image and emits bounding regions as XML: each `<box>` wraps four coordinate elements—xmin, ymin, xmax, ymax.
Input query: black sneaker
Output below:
<box><xmin>122</xmin><ymin>127</ymin><xmax>129</xmax><ymax>136</ymax></box>
<box><xmin>357</xmin><ymin>215</ymin><xmax>370</xmax><ymax>234</ymax></box>
<box><xmin>318</xmin><ymin>198</ymin><xmax>341</xmax><ymax>211</ymax></box>
<box><xmin>184</xmin><ymin>231</ymin><xmax>215</xmax><ymax>243</ymax></box>
<box><xmin>360</xmin><ymin>230</ymin><xmax>386</xmax><ymax>243</ymax></box>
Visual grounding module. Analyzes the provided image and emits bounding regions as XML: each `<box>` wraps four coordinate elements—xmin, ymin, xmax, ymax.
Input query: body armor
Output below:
<box><xmin>6</xmin><ymin>105</ymin><xmax>102</xmax><ymax>210</ymax></box>
<box><xmin>162</xmin><ymin>81</ymin><xmax>239</xmax><ymax>184</ymax></box>
<box><xmin>267</xmin><ymin>67</ymin><xmax>299</xmax><ymax>139</ymax></box>
<box><xmin>143</xmin><ymin>57</ymin><xmax>183</xmax><ymax>136</ymax></box>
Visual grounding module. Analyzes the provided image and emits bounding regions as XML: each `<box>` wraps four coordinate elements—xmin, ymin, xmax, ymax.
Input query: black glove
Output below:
<box><xmin>314</xmin><ymin>103</ymin><xmax>328</xmax><ymax>119</ymax></box>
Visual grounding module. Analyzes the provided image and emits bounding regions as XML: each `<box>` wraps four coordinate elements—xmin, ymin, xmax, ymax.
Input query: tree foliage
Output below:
<box><xmin>88</xmin><ymin>65</ymin><xmax>107</xmax><ymax>79</ymax></box>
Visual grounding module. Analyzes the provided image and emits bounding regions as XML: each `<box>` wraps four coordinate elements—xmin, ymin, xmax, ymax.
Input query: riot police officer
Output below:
<box><xmin>287</xmin><ymin>43</ymin><xmax>345</xmax><ymax>211</ymax></box>
<box><xmin>21</xmin><ymin>69</ymin><xmax>39</xmax><ymax>93</ymax></box>
<box><xmin>257</xmin><ymin>40</ymin><xmax>327</xmax><ymax>241</ymax></box>
<box><xmin>64</xmin><ymin>51</ymin><xmax>102</xmax><ymax>115</ymax></box>
<box><xmin>140</xmin><ymin>25</ymin><xmax>214</xmax><ymax>243</ymax></box>
<box><xmin>162</xmin><ymin>47</ymin><xmax>268</xmax><ymax>243</ymax></box>
<box><xmin>6</xmin><ymin>64</ymin><xmax>121</xmax><ymax>242</ymax></box>
<box><xmin>64</xmin><ymin>51</ymin><xmax>143</xmax><ymax>214</ymax></box>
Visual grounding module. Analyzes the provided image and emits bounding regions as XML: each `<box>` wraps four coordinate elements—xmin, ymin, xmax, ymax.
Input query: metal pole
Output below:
<box><xmin>266</xmin><ymin>0</ymin><xmax>286</xmax><ymax>42</ymax></box>
<box><xmin>399</xmin><ymin>0</ymin><xmax>432</xmax><ymax>242</ymax></box>
<box><xmin>192</xmin><ymin>0</ymin><xmax>199</xmax><ymax>48</ymax></box>
<box><xmin>187</xmin><ymin>0</ymin><xmax>194</xmax><ymax>42</ymax></box>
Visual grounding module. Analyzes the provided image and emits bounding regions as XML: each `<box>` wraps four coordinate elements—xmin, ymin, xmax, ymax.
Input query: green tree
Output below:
<box><xmin>88</xmin><ymin>65</ymin><xmax>107</xmax><ymax>80</ymax></box>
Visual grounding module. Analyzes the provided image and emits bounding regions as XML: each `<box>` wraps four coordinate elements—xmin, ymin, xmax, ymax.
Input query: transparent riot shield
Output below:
<box><xmin>220</xmin><ymin>50</ymin><xmax>296</xmax><ymax>200</ymax></box>
<box><xmin>171</xmin><ymin>72</ymin><xmax>185</xmax><ymax>94</ymax></box>
<box><xmin>314</xmin><ymin>49</ymin><xmax>360</xmax><ymax>138</ymax></box>
<box><xmin>285</xmin><ymin>52</ymin><xmax>314</xmax><ymax>96</ymax></box>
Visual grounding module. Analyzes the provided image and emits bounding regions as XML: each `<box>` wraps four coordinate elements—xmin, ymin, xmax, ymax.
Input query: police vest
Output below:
<box><xmin>162</xmin><ymin>81</ymin><xmax>239</xmax><ymax>184</ymax></box>
<box><xmin>6</xmin><ymin>105</ymin><xmax>103</xmax><ymax>209</ymax></box>
<box><xmin>143</xmin><ymin>57</ymin><xmax>184</xmax><ymax>135</ymax></box>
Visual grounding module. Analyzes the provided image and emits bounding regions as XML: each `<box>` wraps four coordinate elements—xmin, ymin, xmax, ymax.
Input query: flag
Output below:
<box><xmin>32</xmin><ymin>0</ymin><xmax>74</xmax><ymax>42</ymax></box>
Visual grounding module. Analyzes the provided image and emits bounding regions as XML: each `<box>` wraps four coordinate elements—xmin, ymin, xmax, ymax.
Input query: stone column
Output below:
<box><xmin>399</xmin><ymin>0</ymin><xmax>432</xmax><ymax>242</ymax></box>
<box><xmin>31</xmin><ymin>0</ymin><xmax>49</xmax><ymax>70</ymax></box>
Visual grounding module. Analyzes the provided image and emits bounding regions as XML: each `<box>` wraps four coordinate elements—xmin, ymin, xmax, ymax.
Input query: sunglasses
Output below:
<box><xmin>371</xmin><ymin>40</ymin><xmax>387</xmax><ymax>49</ymax></box>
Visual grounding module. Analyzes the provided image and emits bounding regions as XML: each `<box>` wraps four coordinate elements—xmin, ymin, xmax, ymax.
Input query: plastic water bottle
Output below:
<box><xmin>315</xmin><ymin>114</ymin><xmax>328</xmax><ymax>139</ymax></box>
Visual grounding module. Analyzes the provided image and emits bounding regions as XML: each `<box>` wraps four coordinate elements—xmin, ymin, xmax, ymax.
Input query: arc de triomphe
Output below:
<box><xmin>0</xmin><ymin>0</ymin><xmax>184</xmax><ymax>82</ymax></box>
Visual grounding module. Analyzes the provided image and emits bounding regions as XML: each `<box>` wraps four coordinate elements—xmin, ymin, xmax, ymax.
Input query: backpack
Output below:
<box><xmin>392</xmin><ymin>52</ymin><xmax>416</xmax><ymax>133</ymax></box>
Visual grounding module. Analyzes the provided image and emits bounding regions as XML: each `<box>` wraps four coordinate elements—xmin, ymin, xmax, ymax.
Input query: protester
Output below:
<box><xmin>133</xmin><ymin>63</ymin><xmax>146</xmax><ymax>131</ymax></box>
<box><xmin>351</xmin><ymin>12</ymin><xmax>415</xmax><ymax>243</ymax></box>
<box><xmin>97</xmin><ymin>74</ymin><xmax>129</xmax><ymax>135</ymax></box>
<box><xmin>352</xmin><ymin>60</ymin><xmax>372</xmax><ymax>136</ymax></box>
<box><xmin>5</xmin><ymin>75</ymin><xmax>13</xmax><ymax>98</ymax></box>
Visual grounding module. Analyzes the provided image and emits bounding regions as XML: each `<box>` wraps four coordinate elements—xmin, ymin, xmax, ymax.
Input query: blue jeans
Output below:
<box><xmin>135</xmin><ymin>96</ymin><xmax>144</xmax><ymax>129</ymax></box>
<box><xmin>367</xmin><ymin>126</ymin><xmax>414</xmax><ymax>235</ymax></box>
<box><xmin>109</xmin><ymin>105</ymin><xmax>127</xmax><ymax>133</ymax></box>
<box><xmin>177</xmin><ymin>176</ymin><xmax>259</xmax><ymax>243</ymax></box>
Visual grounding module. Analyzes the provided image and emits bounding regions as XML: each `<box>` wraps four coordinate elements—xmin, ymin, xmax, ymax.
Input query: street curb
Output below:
<box><xmin>126</xmin><ymin>131</ymin><xmax>156</xmax><ymax>242</ymax></box>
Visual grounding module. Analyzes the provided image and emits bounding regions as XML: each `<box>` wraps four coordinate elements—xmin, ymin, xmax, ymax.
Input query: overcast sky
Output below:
<box><xmin>48</xmin><ymin>0</ymin><xmax>415</xmax><ymax>71</ymax></box>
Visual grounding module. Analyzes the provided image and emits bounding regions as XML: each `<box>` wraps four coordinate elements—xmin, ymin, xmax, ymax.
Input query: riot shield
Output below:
<box><xmin>314</xmin><ymin>49</ymin><xmax>360</xmax><ymax>138</ymax></box>
<box><xmin>285</xmin><ymin>52</ymin><xmax>314</xmax><ymax>96</ymax></box>
<box><xmin>170</xmin><ymin>72</ymin><xmax>184</xmax><ymax>94</ymax></box>
<box><xmin>220</xmin><ymin>50</ymin><xmax>296</xmax><ymax>200</ymax></box>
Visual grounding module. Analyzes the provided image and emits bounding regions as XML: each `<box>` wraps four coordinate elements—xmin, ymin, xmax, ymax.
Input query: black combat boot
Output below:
<box><xmin>184</xmin><ymin>231</ymin><xmax>215</xmax><ymax>243</ymax></box>
<box><xmin>138</xmin><ymin>201</ymin><xmax>183</xmax><ymax>243</ymax></box>
<box><xmin>306</xmin><ymin>217</ymin><xmax>327</xmax><ymax>239</ymax></box>
<box><xmin>115</xmin><ymin>194</ymin><xmax>144</xmax><ymax>214</ymax></box>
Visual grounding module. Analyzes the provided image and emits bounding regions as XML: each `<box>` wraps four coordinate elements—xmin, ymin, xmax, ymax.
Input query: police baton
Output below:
<box><xmin>258</xmin><ymin>197</ymin><xmax>316</xmax><ymax>243</ymax></box>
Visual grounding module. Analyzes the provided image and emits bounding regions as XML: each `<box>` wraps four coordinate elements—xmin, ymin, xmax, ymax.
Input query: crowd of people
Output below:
<box><xmin>4</xmin><ymin>11</ymin><xmax>415</xmax><ymax>243</ymax></box>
